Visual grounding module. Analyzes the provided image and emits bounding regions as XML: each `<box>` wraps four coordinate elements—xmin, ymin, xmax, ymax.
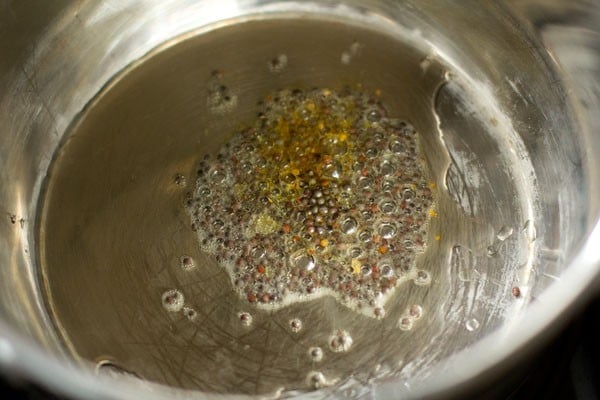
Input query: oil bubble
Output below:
<box><xmin>268</xmin><ymin>54</ymin><xmax>288</xmax><ymax>73</ymax></box>
<box><xmin>180</xmin><ymin>255</ymin><xmax>195</xmax><ymax>271</ymax></box>
<box><xmin>358</xmin><ymin>229</ymin><xmax>372</xmax><ymax>243</ymax></box>
<box><xmin>206</xmin><ymin>72</ymin><xmax>238</xmax><ymax>115</ymax></box>
<box><xmin>397</xmin><ymin>317</ymin><xmax>413</xmax><ymax>331</ymax></box>
<box><xmin>289</xmin><ymin>318</ymin><xmax>303</xmax><ymax>333</ymax></box>
<box><xmin>238</xmin><ymin>311</ymin><xmax>253</xmax><ymax>327</ymax></box>
<box><xmin>161</xmin><ymin>289</ymin><xmax>184</xmax><ymax>312</ymax></box>
<box><xmin>291</xmin><ymin>251</ymin><xmax>316</xmax><ymax>272</ymax></box>
<box><xmin>414</xmin><ymin>270</ymin><xmax>431</xmax><ymax>286</ymax></box>
<box><xmin>466</xmin><ymin>318</ymin><xmax>480</xmax><ymax>332</ymax></box>
<box><xmin>402</xmin><ymin>188</ymin><xmax>416</xmax><ymax>202</ymax></box>
<box><xmin>378</xmin><ymin>222</ymin><xmax>397</xmax><ymax>239</ymax></box>
<box><xmin>341</xmin><ymin>217</ymin><xmax>358</xmax><ymax>235</ymax></box>
<box><xmin>379</xmin><ymin>160</ymin><xmax>395</xmax><ymax>176</ymax></box>
<box><xmin>250</xmin><ymin>245</ymin><xmax>266</xmax><ymax>261</ymax></box>
<box><xmin>329</xmin><ymin>329</ymin><xmax>353</xmax><ymax>353</ymax></box>
<box><xmin>379</xmin><ymin>200</ymin><xmax>397</xmax><ymax>214</ymax></box>
<box><xmin>174</xmin><ymin>173</ymin><xmax>187</xmax><ymax>187</ymax></box>
<box><xmin>360</xmin><ymin>265</ymin><xmax>371</xmax><ymax>276</ymax></box>
<box><xmin>348</xmin><ymin>247</ymin><xmax>362</xmax><ymax>258</ymax></box>
<box><xmin>389</xmin><ymin>140</ymin><xmax>404</xmax><ymax>154</ymax></box>
<box><xmin>366</xmin><ymin>109</ymin><xmax>382</xmax><ymax>123</ymax></box>
<box><xmin>306</xmin><ymin>371</ymin><xmax>327</xmax><ymax>389</ymax></box>
<box><xmin>380</xmin><ymin>264</ymin><xmax>393</xmax><ymax>277</ymax></box>
<box><xmin>308</xmin><ymin>346</ymin><xmax>323</xmax><ymax>362</ymax></box>
<box><xmin>182</xmin><ymin>306</ymin><xmax>197</xmax><ymax>321</ymax></box>
<box><xmin>374</xmin><ymin>307</ymin><xmax>385</xmax><ymax>319</ymax></box>
<box><xmin>409</xmin><ymin>304</ymin><xmax>423</xmax><ymax>319</ymax></box>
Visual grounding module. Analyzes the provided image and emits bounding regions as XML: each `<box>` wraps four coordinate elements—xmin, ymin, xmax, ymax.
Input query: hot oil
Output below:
<box><xmin>187</xmin><ymin>87</ymin><xmax>435</xmax><ymax>318</ymax></box>
<box><xmin>38</xmin><ymin>17</ymin><xmax>536</xmax><ymax>396</ymax></box>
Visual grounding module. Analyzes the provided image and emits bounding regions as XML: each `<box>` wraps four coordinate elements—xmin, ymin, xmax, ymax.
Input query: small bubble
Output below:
<box><xmin>466</xmin><ymin>318</ymin><xmax>480</xmax><ymax>331</ymax></box>
<box><xmin>374</xmin><ymin>307</ymin><xmax>385</xmax><ymax>319</ymax></box>
<box><xmin>180</xmin><ymin>255</ymin><xmax>195</xmax><ymax>271</ymax></box>
<box><xmin>357</xmin><ymin>176</ymin><xmax>373</xmax><ymax>190</ymax></box>
<box><xmin>360</xmin><ymin>265</ymin><xmax>371</xmax><ymax>276</ymax></box>
<box><xmin>308</xmin><ymin>346</ymin><xmax>324</xmax><ymax>362</ymax></box>
<box><xmin>366</xmin><ymin>109</ymin><xmax>382</xmax><ymax>123</ymax></box>
<box><xmin>389</xmin><ymin>140</ymin><xmax>404</xmax><ymax>154</ymax></box>
<box><xmin>380</xmin><ymin>160</ymin><xmax>395</xmax><ymax>176</ymax></box>
<box><xmin>365</xmin><ymin>147</ymin><xmax>377</xmax><ymax>158</ymax></box>
<box><xmin>174</xmin><ymin>174</ymin><xmax>187</xmax><ymax>187</ymax></box>
<box><xmin>250</xmin><ymin>245</ymin><xmax>266</xmax><ymax>260</ymax></box>
<box><xmin>380</xmin><ymin>264</ymin><xmax>393</xmax><ymax>277</ymax></box>
<box><xmin>382</xmin><ymin>180</ymin><xmax>394</xmax><ymax>192</ymax></box>
<box><xmin>306</xmin><ymin>371</ymin><xmax>327</xmax><ymax>389</ymax></box>
<box><xmin>289</xmin><ymin>318</ymin><xmax>303</xmax><ymax>333</ymax></box>
<box><xmin>414</xmin><ymin>270</ymin><xmax>431</xmax><ymax>285</ymax></box>
<box><xmin>358</xmin><ymin>229</ymin><xmax>372</xmax><ymax>243</ymax></box>
<box><xmin>238</xmin><ymin>311</ymin><xmax>253</xmax><ymax>327</ymax></box>
<box><xmin>210</xmin><ymin>168</ymin><xmax>227</xmax><ymax>184</ymax></box>
<box><xmin>398</xmin><ymin>317</ymin><xmax>413</xmax><ymax>331</ymax></box>
<box><xmin>161</xmin><ymin>289</ymin><xmax>184</xmax><ymax>312</ymax></box>
<box><xmin>361</xmin><ymin>209</ymin><xmax>374</xmax><ymax>221</ymax></box>
<box><xmin>409</xmin><ymin>305</ymin><xmax>423</xmax><ymax>319</ymax></box>
<box><xmin>328</xmin><ymin>329</ymin><xmax>353</xmax><ymax>353</ymax></box>
<box><xmin>182</xmin><ymin>306</ymin><xmax>197</xmax><ymax>321</ymax></box>
<box><xmin>268</xmin><ymin>53</ymin><xmax>288</xmax><ymax>73</ymax></box>
<box><xmin>323</xmin><ymin>161</ymin><xmax>342</xmax><ymax>179</ymax></box>
<box><xmin>380</xmin><ymin>200</ymin><xmax>396</xmax><ymax>214</ymax></box>
<box><xmin>378</xmin><ymin>222</ymin><xmax>397</xmax><ymax>239</ymax></box>
<box><xmin>291</xmin><ymin>250</ymin><xmax>316</xmax><ymax>271</ymax></box>
<box><xmin>402</xmin><ymin>188</ymin><xmax>416</xmax><ymax>202</ymax></box>
<box><xmin>496</xmin><ymin>226</ymin><xmax>514</xmax><ymax>241</ymax></box>
<box><xmin>341</xmin><ymin>217</ymin><xmax>358</xmax><ymax>235</ymax></box>
<box><xmin>349</xmin><ymin>247</ymin><xmax>362</xmax><ymax>258</ymax></box>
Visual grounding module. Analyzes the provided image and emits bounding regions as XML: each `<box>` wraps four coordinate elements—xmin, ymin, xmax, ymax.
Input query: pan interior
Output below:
<box><xmin>38</xmin><ymin>16</ymin><xmax>538</xmax><ymax>395</ymax></box>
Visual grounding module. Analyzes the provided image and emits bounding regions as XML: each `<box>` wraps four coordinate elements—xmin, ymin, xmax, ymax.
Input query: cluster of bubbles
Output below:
<box><xmin>206</xmin><ymin>70</ymin><xmax>238</xmax><ymax>115</ymax></box>
<box><xmin>328</xmin><ymin>329</ymin><xmax>354</xmax><ymax>353</ymax></box>
<box><xmin>185</xmin><ymin>87</ymin><xmax>434</xmax><ymax>318</ymax></box>
<box><xmin>161</xmin><ymin>289</ymin><xmax>199</xmax><ymax>322</ymax></box>
<box><xmin>397</xmin><ymin>304</ymin><xmax>423</xmax><ymax>331</ymax></box>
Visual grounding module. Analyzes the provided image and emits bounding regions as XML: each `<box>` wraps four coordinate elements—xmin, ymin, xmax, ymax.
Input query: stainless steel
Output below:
<box><xmin>1</xmin><ymin>1</ymin><xmax>599</xmax><ymax>399</ymax></box>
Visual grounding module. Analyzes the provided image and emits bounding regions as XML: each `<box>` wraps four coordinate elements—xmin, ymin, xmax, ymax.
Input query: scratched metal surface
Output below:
<box><xmin>1</xmin><ymin>1</ymin><xmax>599</xmax><ymax>399</ymax></box>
